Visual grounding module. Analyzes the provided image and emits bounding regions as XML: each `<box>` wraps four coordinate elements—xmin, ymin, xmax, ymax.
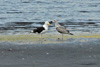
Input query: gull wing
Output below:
<box><xmin>56</xmin><ymin>26</ymin><xmax>69</xmax><ymax>34</ymax></box>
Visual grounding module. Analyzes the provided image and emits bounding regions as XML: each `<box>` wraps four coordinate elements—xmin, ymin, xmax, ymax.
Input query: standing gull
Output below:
<box><xmin>52</xmin><ymin>20</ymin><xmax>73</xmax><ymax>40</ymax></box>
<box><xmin>31</xmin><ymin>21</ymin><xmax>51</xmax><ymax>39</ymax></box>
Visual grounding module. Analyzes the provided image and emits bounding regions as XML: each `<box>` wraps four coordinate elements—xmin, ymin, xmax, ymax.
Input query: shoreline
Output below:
<box><xmin>0</xmin><ymin>37</ymin><xmax>100</xmax><ymax>67</ymax></box>
<box><xmin>0</xmin><ymin>33</ymin><xmax>100</xmax><ymax>67</ymax></box>
<box><xmin>0</xmin><ymin>33</ymin><xmax>100</xmax><ymax>44</ymax></box>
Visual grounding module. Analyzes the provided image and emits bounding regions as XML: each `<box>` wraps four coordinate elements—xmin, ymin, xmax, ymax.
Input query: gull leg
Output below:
<box><xmin>40</xmin><ymin>34</ymin><xmax>42</xmax><ymax>39</ymax></box>
<box><xmin>39</xmin><ymin>34</ymin><xmax>43</xmax><ymax>44</ymax></box>
<box><xmin>39</xmin><ymin>34</ymin><xmax>42</xmax><ymax>40</ymax></box>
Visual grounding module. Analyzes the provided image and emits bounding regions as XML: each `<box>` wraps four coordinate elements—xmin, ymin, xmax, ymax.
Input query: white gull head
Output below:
<box><xmin>43</xmin><ymin>21</ymin><xmax>51</xmax><ymax>30</ymax></box>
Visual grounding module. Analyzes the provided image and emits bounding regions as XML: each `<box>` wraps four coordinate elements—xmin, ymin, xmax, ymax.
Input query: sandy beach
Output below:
<box><xmin>0</xmin><ymin>0</ymin><xmax>100</xmax><ymax>67</ymax></box>
<box><xmin>0</xmin><ymin>34</ymin><xmax>100</xmax><ymax>67</ymax></box>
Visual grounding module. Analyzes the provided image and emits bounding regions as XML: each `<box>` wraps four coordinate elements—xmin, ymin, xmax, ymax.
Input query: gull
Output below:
<box><xmin>31</xmin><ymin>21</ymin><xmax>51</xmax><ymax>39</ymax></box>
<box><xmin>52</xmin><ymin>20</ymin><xmax>73</xmax><ymax>40</ymax></box>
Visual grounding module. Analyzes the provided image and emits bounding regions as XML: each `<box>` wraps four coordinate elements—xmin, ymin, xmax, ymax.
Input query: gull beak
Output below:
<box><xmin>48</xmin><ymin>23</ymin><xmax>51</xmax><ymax>26</ymax></box>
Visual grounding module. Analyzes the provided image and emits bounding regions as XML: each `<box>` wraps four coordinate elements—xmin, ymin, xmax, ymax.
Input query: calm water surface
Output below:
<box><xmin>0</xmin><ymin>0</ymin><xmax>100</xmax><ymax>35</ymax></box>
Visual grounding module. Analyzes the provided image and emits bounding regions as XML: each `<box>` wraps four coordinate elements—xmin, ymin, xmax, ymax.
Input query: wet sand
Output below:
<box><xmin>0</xmin><ymin>38</ymin><xmax>100</xmax><ymax>67</ymax></box>
<box><xmin>1</xmin><ymin>0</ymin><xmax>100</xmax><ymax>66</ymax></box>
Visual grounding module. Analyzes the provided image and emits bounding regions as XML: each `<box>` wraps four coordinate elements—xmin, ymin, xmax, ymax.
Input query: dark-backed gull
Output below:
<box><xmin>31</xmin><ymin>21</ymin><xmax>51</xmax><ymax>39</ymax></box>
